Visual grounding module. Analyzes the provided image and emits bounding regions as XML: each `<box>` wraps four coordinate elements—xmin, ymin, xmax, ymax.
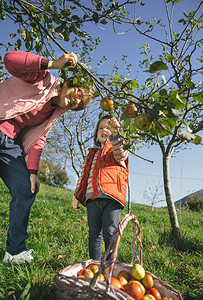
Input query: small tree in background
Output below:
<box><xmin>141</xmin><ymin>181</ymin><xmax>164</xmax><ymax>210</ymax></box>
<box><xmin>38</xmin><ymin>159</ymin><xmax>69</xmax><ymax>187</ymax></box>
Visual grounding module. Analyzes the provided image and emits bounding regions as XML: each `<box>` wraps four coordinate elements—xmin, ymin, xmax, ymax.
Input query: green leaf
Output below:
<box><xmin>166</xmin><ymin>54</ymin><xmax>175</xmax><ymax>62</ymax></box>
<box><xmin>19</xmin><ymin>283</ymin><xmax>31</xmax><ymax>300</ymax></box>
<box><xmin>149</xmin><ymin>61</ymin><xmax>168</xmax><ymax>73</ymax></box>
<box><xmin>159</xmin><ymin>89</ymin><xmax>168</xmax><ymax>97</ymax></box>
<box><xmin>192</xmin><ymin>135</ymin><xmax>202</xmax><ymax>144</ymax></box>
<box><xmin>131</xmin><ymin>80</ymin><xmax>139</xmax><ymax>89</ymax></box>
<box><xmin>114</xmin><ymin>73</ymin><xmax>121</xmax><ymax>81</ymax></box>
<box><xmin>93</xmin><ymin>90</ymin><xmax>100</xmax><ymax>97</ymax></box>
<box><xmin>193</xmin><ymin>94</ymin><xmax>203</xmax><ymax>104</ymax></box>
<box><xmin>185</xmin><ymin>79</ymin><xmax>195</xmax><ymax>89</ymax></box>
<box><xmin>168</xmin><ymin>91</ymin><xmax>186</xmax><ymax>110</ymax></box>
<box><xmin>166</xmin><ymin>117</ymin><xmax>177</xmax><ymax>129</ymax></box>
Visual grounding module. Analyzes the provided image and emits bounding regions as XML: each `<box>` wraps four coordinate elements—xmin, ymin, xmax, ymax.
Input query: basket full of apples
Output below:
<box><xmin>54</xmin><ymin>213</ymin><xmax>183</xmax><ymax>300</ymax></box>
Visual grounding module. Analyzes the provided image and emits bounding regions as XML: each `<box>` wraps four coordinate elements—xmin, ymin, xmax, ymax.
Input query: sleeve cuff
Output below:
<box><xmin>28</xmin><ymin>169</ymin><xmax>38</xmax><ymax>175</ymax></box>
<box><xmin>109</xmin><ymin>133</ymin><xmax>120</xmax><ymax>141</ymax></box>
<box><xmin>41</xmin><ymin>58</ymin><xmax>49</xmax><ymax>70</ymax></box>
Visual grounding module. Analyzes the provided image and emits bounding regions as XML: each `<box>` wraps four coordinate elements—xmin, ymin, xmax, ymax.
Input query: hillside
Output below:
<box><xmin>174</xmin><ymin>189</ymin><xmax>203</xmax><ymax>207</ymax></box>
<box><xmin>0</xmin><ymin>181</ymin><xmax>202</xmax><ymax>300</ymax></box>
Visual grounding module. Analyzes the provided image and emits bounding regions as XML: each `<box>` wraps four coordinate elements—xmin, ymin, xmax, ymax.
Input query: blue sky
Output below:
<box><xmin>0</xmin><ymin>0</ymin><xmax>202</xmax><ymax>206</ymax></box>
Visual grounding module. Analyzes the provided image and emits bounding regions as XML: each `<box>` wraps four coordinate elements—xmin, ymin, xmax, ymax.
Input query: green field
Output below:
<box><xmin>0</xmin><ymin>181</ymin><xmax>202</xmax><ymax>299</ymax></box>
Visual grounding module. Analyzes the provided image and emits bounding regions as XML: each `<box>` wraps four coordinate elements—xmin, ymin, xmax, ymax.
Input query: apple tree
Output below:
<box><xmin>99</xmin><ymin>0</ymin><xmax>203</xmax><ymax>240</ymax></box>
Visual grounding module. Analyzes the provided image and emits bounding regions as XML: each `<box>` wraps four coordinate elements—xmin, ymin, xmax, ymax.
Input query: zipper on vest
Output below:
<box><xmin>98</xmin><ymin>141</ymin><xmax>124</xmax><ymax>207</ymax></box>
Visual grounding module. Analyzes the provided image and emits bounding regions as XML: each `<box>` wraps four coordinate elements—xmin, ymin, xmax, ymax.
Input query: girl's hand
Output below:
<box><xmin>72</xmin><ymin>198</ymin><xmax>82</xmax><ymax>211</ymax></box>
<box><xmin>48</xmin><ymin>52</ymin><xmax>78</xmax><ymax>70</ymax></box>
<box><xmin>108</xmin><ymin>117</ymin><xmax>120</xmax><ymax>136</ymax></box>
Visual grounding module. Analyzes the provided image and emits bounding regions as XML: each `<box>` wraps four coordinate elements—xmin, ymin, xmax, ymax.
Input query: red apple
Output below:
<box><xmin>129</xmin><ymin>280</ymin><xmax>145</xmax><ymax>296</ymax></box>
<box><xmin>118</xmin><ymin>275</ymin><xmax>128</xmax><ymax>286</ymax></box>
<box><xmin>77</xmin><ymin>268</ymin><xmax>86</xmax><ymax>277</ymax></box>
<box><xmin>84</xmin><ymin>269</ymin><xmax>94</xmax><ymax>278</ymax></box>
<box><xmin>124</xmin><ymin>104</ymin><xmax>138</xmax><ymax>118</ymax></box>
<box><xmin>100</xmin><ymin>97</ymin><xmax>114</xmax><ymax>111</ymax></box>
<box><xmin>117</xmin><ymin>270</ymin><xmax>130</xmax><ymax>281</ymax></box>
<box><xmin>111</xmin><ymin>277</ymin><xmax>123</xmax><ymax>289</ymax></box>
<box><xmin>86</xmin><ymin>263</ymin><xmax>99</xmax><ymax>274</ymax></box>
<box><xmin>124</xmin><ymin>281</ymin><xmax>143</xmax><ymax>300</ymax></box>
<box><xmin>146</xmin><ymin>287</ymin><xmax>162</xmax><ymax>300</ymax></box>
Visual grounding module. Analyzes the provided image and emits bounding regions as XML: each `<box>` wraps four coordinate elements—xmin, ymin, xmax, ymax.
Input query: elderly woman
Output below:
<box><xmin>0</xmin><ymin>50</ymin><xmax>94</xmax><ymax>264</ymax></box>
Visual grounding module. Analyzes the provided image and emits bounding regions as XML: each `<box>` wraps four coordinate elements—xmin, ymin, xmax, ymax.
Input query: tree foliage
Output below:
<box><xmin>38</xmin><ymin>159</ymin><xmax>69</xmax><ymax>187</ymax></box>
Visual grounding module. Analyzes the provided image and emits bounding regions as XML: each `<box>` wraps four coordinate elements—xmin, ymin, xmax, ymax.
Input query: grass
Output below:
<box><xmin>0</xmin><ymin>181</ymin><xmax>202</xmax><ymax>299</ymax></box>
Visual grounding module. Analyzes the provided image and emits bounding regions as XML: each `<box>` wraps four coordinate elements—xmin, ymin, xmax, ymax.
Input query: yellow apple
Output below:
<box><xmin>142</xmin><ymin>274</ymin><xmax>154</xmax><ymax>289</ymax></box>
<box><xmin>130</xmin><ymin>263</ymin><xmax>145</xmax><ymax>280</ymax></box>
<box><xmin>142</xmin><ymin>295</ymin><xmax>156</xmax><ymax>300</ymax></box>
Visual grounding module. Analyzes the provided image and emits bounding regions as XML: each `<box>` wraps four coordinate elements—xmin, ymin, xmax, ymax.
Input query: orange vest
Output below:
<box><xmin>76</xmin><ymin>140</ymin><xmax>129</xmax><ymax>208</ymax></box>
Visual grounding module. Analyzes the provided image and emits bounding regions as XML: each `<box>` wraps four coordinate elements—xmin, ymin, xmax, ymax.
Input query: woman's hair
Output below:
<box><xmin>94</xmin><ymin>115</ymin><xmax>114</xmax><ymax>147</ymax></box>
<box><xmin>65</xmin><ymin>77</ymin><xmax>95</xmax><ymax>111</ymax></box>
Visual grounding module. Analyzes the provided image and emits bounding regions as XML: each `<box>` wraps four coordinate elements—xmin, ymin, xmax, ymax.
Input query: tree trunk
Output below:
<box><xmin>163</xmin><ymin>152</ymin><xmax>181</xmax><ymax>241</ymax></box>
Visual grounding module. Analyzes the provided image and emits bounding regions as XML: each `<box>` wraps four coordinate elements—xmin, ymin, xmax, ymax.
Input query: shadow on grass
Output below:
<box><xmin>158</xmin><ymin>230</ymin><xmax>203</xmax><ymax>253</ymax></box>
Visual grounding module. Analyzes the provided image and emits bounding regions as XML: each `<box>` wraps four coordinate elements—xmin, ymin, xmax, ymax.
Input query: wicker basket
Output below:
<box><xmin>54</xmin><ymin>213</ymin><xmax>183</xmax><ymax>300</ymax></box>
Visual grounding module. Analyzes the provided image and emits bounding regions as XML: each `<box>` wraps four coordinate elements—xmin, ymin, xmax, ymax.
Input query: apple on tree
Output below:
<box><xmin>133</xmin><ymin>113</ymin><xmax>152</xmax><ymax>131</ymax></box>
<box><xmin>100</xmin><ymin>97</ymin><xmax>114</xmax><ymax>111</ymax></box>
<box><xmin>124</xmin><ymin>104</ymin><xmax>138</xmax><ymax>118</ymax></box>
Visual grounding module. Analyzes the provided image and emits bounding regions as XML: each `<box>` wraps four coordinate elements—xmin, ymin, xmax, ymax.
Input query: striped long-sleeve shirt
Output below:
<box><xmin>75</xmin><ymin>134</ymin><xmax>129</xmax><ymax>202</ymax></box>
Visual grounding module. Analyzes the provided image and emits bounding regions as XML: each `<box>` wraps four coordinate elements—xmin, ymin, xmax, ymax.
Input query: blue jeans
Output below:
<box><xmin>86</xmin><ymin>198</ymin><xmax>122</xmax><ymax>260</ymax></box>
<box><xmin>0</xmin><ymin>131</ymin><xmax>36</xmax><ymax>255</ymax></box>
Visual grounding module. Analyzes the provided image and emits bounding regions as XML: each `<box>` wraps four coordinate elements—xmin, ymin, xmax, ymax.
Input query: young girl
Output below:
<box><xmin>72</xmin><ymin>115</ymin><xmax>129</xmax><ymax>260</ymax></box>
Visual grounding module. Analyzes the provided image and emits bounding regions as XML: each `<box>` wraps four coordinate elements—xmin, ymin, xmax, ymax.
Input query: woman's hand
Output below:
<box><xmin>48</xmin><ymin>52</ymin><xmax>78</xmax><ymax>70</ymax></box>
<box><xmin>108</xmin><ymin>117</ymin><xmax>120</xmax><ymax>136</ymax></box>
<box><xmin>30</xmin><ymin>174</ymin><xmax>40</xmax><ymax>194</ymax></box>
<box><xmin>72</xmin><ymin>198</ymin><xmax>82</xmax><ymax>211</ymax></box>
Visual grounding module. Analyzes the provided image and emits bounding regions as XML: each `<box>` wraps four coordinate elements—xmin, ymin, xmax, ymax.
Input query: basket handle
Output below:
<box><xmin>90</xmin><ymin>212</ymin><xmax>143</xmax><ymax>288</ymax></box>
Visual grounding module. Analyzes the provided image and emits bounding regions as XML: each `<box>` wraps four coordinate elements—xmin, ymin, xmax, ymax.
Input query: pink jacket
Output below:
<box><xmin>0</xmin><ymin>51</ymin><xmax>66</xmax><ymax>167</ymax></box>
